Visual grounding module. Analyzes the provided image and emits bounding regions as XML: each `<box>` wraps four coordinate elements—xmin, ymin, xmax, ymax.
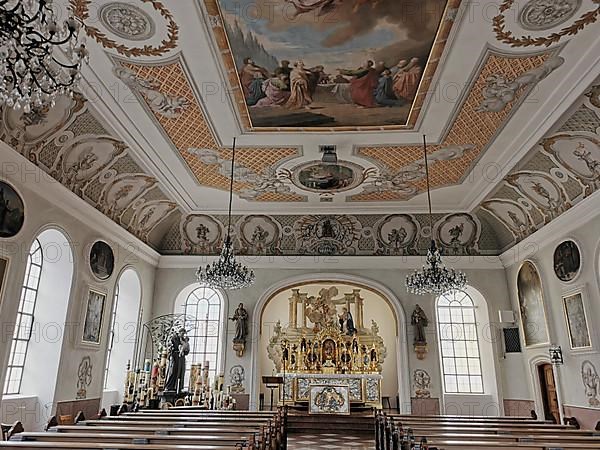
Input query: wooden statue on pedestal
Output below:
<box><xmin>230</xmin><ymin>303</ymin><xmax>249</xmax><ymax>357</ymax></box>
<box><xmin>412</xmin><ymin>304</ymin><xmax>429</xmax><ymax>360</ymax></box>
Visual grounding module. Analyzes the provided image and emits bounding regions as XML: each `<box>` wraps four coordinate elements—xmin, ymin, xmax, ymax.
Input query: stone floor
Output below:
<box><xmin>287</xmin><ymin>433</ymin><xmax>376</xmax><ymax>449</ymax></box>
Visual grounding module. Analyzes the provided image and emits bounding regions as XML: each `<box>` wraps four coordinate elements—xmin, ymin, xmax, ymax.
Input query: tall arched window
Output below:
<box><xmin>103</xmin><ymin>268</ymin><xmax>141</xmax><ymax>405</ymax></box>
<box><xmin>104</xmin><ymin>284</ymin><xmax>120</xmax><ymax>389</ymax></box>
<box><xmin>3</xmin><ymin>239</ymin><xmax>42</xmax><ymax>395</ymax></box>
<box><xmin>437</xmin><ymin>289</ymin><xmax>484</xmax><ymax>394</ymax></box>
<box><xmin>179</xmin><ymin>285</ymin><xmax>223</xmax><ymax>385</ymax></box>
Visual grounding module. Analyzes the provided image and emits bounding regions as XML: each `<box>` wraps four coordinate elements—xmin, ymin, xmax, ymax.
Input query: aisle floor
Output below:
<box><xmin>287</xmin><ymin>433</ymin><xmax>376</xmax><ymax>449</ymax></box>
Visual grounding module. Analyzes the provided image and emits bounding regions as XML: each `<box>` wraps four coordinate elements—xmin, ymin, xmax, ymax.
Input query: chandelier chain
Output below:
<box><xmin>196</xmin><ymin>138</ymin><xmax>255</xmax><ymax>290</ymax></box>
<box><xmin>226</xmin><ymin>137</ymin><xmax>236</xmax><ymax>239</ymax></box>
<box><xmin>405</xmin><ymin>135</ymin><xmax>468</xmax><ymax>296</ymax></box>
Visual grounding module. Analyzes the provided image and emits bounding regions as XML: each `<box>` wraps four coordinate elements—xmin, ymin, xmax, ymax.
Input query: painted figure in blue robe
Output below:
<box><xmin>375</xmin><ymin>68</ymin><xmax>405</xmax><ymax>107</ymax></box>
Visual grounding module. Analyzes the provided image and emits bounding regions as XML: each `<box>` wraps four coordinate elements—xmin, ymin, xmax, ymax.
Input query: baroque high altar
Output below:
<box><xmin>268</xmin><ymin>287</ymin><xmax>386</xmax><ymax>409</ymax></box>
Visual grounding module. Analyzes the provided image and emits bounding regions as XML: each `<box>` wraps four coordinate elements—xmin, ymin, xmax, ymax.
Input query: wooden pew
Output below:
<box><xmin>0</xmin><ymin>423</ymin><xmax>23</xmax><ymax>442</ymax></box>
<box><xmin>9</xmin><ymin>431</ymin><xmax>254</xmax><ymax>447</ymax></box>
<box><xmin>5</xmin><ymin>409</ymin><xmax>283</xmax><ymax>450</ymax></box>
<box><xmin>375</xmin><ymin>411</ymin><xmax>600</xmax><ymax>450</ymax></box>
<box><xmin>0</xmin><ymin>442</ymin><xmax>248</xmax><ymax>449</ymax></box>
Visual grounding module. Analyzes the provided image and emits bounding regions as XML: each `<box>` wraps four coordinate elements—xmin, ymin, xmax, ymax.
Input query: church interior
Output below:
<box><xmin>0</xmin><ymin>0</ymin><xmax>599</xmax><ymax>449</ymax></box>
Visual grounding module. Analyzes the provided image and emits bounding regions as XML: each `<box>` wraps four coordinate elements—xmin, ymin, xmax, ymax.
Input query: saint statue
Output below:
<box><xmin>164</xmin><ymin>328</ymin><xmax>190</xmax><ymax>393</ymax></box>
<box><xmin>338</xmin><ymin>307</ymin><xmax>356</xmax><ymax>335</ymax></box>
<box><xmin>411</xmin><ymin>304</ymin><xmax>429</xmax><ymax>344</ymax></box>
<box><xmin>230</xmin><ymin>303</ymin><xmax>249</xmax><ymax>344</ymax></box>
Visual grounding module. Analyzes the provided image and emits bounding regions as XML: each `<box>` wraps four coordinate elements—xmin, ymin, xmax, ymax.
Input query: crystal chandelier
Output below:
<box><xmin>0</xmin><ymin>0</ymin><xmax>88</xmax><ymax>112</ymax></box>
<box><xmin>196</xmin><ymin>138</ymin><xmax>255</xmax><ymax>290</ymax></box>
<box><xmin>406</xmin><ymin>135</ymin><xmax>467</xmax><ymax>295</ymax></box>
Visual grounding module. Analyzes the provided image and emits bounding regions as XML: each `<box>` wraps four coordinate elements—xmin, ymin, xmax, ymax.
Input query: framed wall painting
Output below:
<box><xmin>553</xmin><ymin>240</ymin><xmax>581</xmax><ymax>282</ymax></box>
<box><xmin>516</xmin><ymin>261</ymin><xmax>549</xmax><ymax>347</ymax></box>
<box><xmin>0</xmin><ymin>181</ymin><xmax>25</xmax><ymax>238</ymax></box>
<box><xmin>562</xmin><ymin>288</ymin><xmax>592</xmax><ymax>351</ymax></box>
<box><xmin>82</xmin><ymin>288</ymin><xmax>106</xmax><ymax>345</ymax></box>
<box><xmin>89</xmin><ymin>241</ymin><xmax>115</xmax><ymax>281</ymax></box>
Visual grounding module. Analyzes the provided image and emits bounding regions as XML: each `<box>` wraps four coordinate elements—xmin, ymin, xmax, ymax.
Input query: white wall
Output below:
<box><xmin>500</xmin><ymin>196</ymin><xmax>600</xmax><ymax>417</ymax></box>
<box><xmin>153</xmin><ymin>259</ymin><xmax>511</xmax><ymax>414</ymax></box>
<box><xmin>0</xmin><ymin>145</ymin><xmax>158</xmax><ymax>430</ymax></box>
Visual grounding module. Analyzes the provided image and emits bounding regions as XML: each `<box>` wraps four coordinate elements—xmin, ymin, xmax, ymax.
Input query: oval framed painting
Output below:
<box><xmin>553</xmin><ymin>240</ymin><xmax>581</xmax><ymax>282</ymax></box>
<box><xmin>292</xmin><ymin>160</ymin><xmax>364</xmax><ymax>193</ymax></box>
<box><xmin>90</xmin><ymin>241</ymin><xmax>115</xmax><ymax>280</ymax></box>
<box><xmin>0</xmin><ymin>181</ymin><xmax>25</xmax><ymax>238</ymax></box>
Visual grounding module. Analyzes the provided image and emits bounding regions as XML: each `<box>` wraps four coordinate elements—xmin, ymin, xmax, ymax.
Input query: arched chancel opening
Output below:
<box><xmin>251</xmin><ymin>275</ymin><xmax>410</xmax><ymax>413</ymax></box>
<box><xmin>1</xmin><ymin>228</ymin><xmax>74</xmax><ymax>431</ymax></box>
<box><xmin>102</xmin><ymin>268</ymin><xmax>142</xmax><ymax>410</ymax></box>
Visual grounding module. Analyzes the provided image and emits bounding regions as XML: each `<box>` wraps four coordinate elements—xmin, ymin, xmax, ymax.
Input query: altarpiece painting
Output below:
<box><xmin>517</xmin><ymin>261</ymin><xmax>549</xmax><ymax>347</ymax></box>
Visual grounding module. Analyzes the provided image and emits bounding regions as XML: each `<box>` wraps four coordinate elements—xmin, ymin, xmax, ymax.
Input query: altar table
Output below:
<box><xmin>279</xmin><ymin>373</ymin><xmax>382</xmax><ymax>408</ymax></box>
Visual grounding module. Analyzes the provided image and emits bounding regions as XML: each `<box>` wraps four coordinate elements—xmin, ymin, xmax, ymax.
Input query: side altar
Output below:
<box><xmin>267</xmin><ymin>287</ymin><xmax>386</xmax><ymax>410</ymax></box>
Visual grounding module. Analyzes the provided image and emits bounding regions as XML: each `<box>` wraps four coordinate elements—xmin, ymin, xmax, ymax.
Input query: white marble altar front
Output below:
<box><xmin>280</xmin><ymin>373</ymin><xmax>382</xmax><ymax>408</ymax></box>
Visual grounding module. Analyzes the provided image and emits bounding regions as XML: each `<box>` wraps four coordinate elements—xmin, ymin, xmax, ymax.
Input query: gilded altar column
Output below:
<box><xmin>353</xmin><ymin>289</ymin><xmax>364</xmax><ymax>329</ymax></box>
<box><xmin>300</xmin><ymin>293</ymin><xmax>308</xmax><ymax>328</ymax></box>
<box><xmin>290</xmin><ymin>289</ymin><xmax>299</xmax><ymax>328</ymax></box>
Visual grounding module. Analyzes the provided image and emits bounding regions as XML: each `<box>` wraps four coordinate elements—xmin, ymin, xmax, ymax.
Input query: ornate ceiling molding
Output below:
<box><xmin>71</xmin><ymin>0</ymin><xmax>180</xmax><ymax>57</ymax></box>
<box><xmin>110</xmin><ymin>53</ymin><xmax>306</xmax><ymax>201</ymax></box>
<box><xmin>479</xmin><ymin>81</ymin><xmax>600</xmax><ymax>250</ymax></box>
<box><xmin>493</xmin><ymin>0</ymin><xmax>599</xmax><ymax>48</ymax></box>
<box><xmin>160</xmin><ymin>211</ymin><xmax>500</xmax><ymax>257</ymax></box>
<box><xmin>0</xmin><ymin>96</ymin><xmax>179</xmax><ymax>249</ymax></box>
<box><xmin>351</xmin><ymin>46</ymin><xmax>564</xmax><ymax>202</ymax></box>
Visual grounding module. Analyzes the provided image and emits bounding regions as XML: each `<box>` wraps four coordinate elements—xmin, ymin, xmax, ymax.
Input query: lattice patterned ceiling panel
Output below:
<box><xmin>113</xmin><ymin>55</ymin><xmax>305</xmax><ymax>201</ymax></box>
<box><xmin>350</xmin><ymin>49</ymin><xmax>555</xmax><ymax>202</ymax></box>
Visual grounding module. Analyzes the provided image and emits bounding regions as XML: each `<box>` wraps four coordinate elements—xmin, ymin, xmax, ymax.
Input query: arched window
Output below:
<box><xmin>3</xmin><ymin>239</ymin><xmax>42</xmax><ymax>395</ymax></box>
<box><xmin>178</xmin><ymin>285</ymin><xmax>223</xmax><ymax>385</ymax></box>
<box><xmin>437</xmin><ymin>289</ymin><xmax>484</xmax><ymax>394</ymax></box>
<box><xmin>103</xmin><ymin>268</ymin><xmax>141</xmax><ymax>403</ymax></box>
<box><xmin>104</xmin><ymin>284</ymin><xmax>120</xmax><ymax>389</ymax></box>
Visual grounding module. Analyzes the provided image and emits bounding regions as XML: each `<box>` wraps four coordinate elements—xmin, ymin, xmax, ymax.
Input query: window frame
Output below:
<box><xmin>180</xmin><ymin>285</ymin><xmax>223</xmax><ymax>386</ymax></box>
<box><xmin>436</xmin><ymin>289</ymin><xmax>484</xmax><ymax>394</ymax></box>
<box><xmin>104</xmin><ymin>283</ymin><xmax>120</xmax><ymax>389</ymax></box>
<box><xmin>3</xmin><ymin>239</ymin><xmax>43</xmax><ymax>395</ymax></box>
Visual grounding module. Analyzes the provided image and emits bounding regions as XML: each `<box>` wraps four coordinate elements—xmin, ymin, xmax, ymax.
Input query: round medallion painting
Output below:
<box><xmin>293</xmin><ymin>161</ymin><xmax>363</xmax><ymax>193</ymax></box>
<box><xmin>0</xmin><ymin>181</ymin><xmax>25</xmax><ymax>238</ymax></box>
<box><xmin>90</xmin><ymin>241</ymin><xmax>115</xmax><ymax>280</ymax></box>
<box><xmin>553</xmin><ymin>240</ymin><xmax>581</xmax><ymax>282</ymax></box>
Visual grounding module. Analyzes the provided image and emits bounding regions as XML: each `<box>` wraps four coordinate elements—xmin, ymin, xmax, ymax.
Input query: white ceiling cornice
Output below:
<box><xmin>158</xmin><ymin>254</ymin><xmax>504</xmax><ymax>270</ymax></box>
<box><xmin>0</xmin><ymin>141</ymin><xmax>161</xmax><ymax>267</ymax></box>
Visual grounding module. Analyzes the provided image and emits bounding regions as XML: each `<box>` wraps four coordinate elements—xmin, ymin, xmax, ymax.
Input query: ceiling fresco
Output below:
<box><xmin>0</xmin><ymin>0</ymin><xmax>598</xmax><ymax>255</ymax></box>
<box><xmin>478</xmin><ymin>81</ymin><xmax>600</xmax><ymax>252</ymax></box>
<box><xmin>205</xmin><ymin>0</ymin><xmax>459</xmax><ymax>130</ymax></box>
<box><xmin>351</xmin><ymin>48</ymin><xmax>564</xmax><ymax>201</ymax></box>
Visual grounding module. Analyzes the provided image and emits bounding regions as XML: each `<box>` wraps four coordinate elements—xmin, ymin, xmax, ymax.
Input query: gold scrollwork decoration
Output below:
<box><xmin>70</xmin><ymin>0</ymin><xmax>179</xmax><ymax>57</ymax></box>
<box><xmin>493</xmin><ymin>0</ymin><xmax>599</xmax><ymax>47</ymax></box>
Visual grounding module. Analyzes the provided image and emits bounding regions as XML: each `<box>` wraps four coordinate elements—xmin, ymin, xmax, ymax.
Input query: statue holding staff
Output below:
<box><xmin>164</xmin><ymin>328</ymin><xmax>190</xmax><ymax>393</ymax></box>
<box><xmin>230</xmin><ymin>303</ymin><xmax>249</xmax><ymax>343</ymax></box>
<box><xmin>411</xmin><ymin>304</ymin><xmax>429</xmax><ymax>345</ymax></box>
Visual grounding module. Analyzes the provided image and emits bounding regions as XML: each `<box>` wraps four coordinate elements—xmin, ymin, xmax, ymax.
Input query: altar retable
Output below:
<box><xmin>267</xmin><ymin>286</ymin><xmax>386</xmax><ymax>411</ymax></box>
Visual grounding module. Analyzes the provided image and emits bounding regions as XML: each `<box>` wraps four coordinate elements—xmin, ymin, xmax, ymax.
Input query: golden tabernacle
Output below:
<box><xmin>267</xmin><ymin>286</ymin><xmax>386</xmax><ymax>409</ymax></box>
